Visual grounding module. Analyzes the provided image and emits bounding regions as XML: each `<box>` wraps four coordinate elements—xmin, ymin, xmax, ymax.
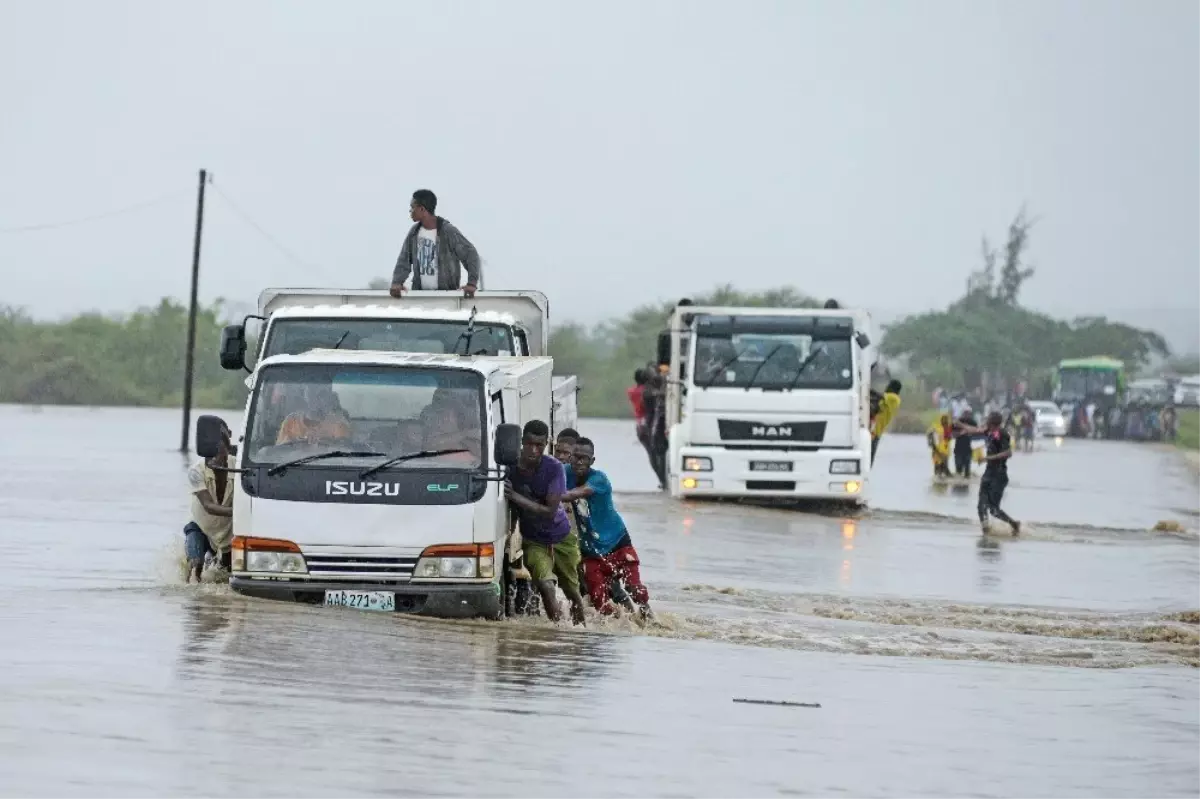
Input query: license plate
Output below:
<box><xmin>323</xmin><ymin>590</ymin><xmax>396</xmax><ymax>612</ymax></box>
<box><xmin>750</xmin><ymin>461</ymin><xmax>793</xmax><ymax>472</ymax></box>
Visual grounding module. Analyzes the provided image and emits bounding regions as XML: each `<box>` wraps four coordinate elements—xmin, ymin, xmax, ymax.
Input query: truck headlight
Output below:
<box><xmin>246</xmin><ymin>551</ymin><xmax>308</xmax><ymax>573</ymax></box>
<box><xmin>414</xmin><ymin>543</ymin><xmax>493</xmax><ymax>579</ymax></box>
<box><xmin>415</xmin><ymin>557</ymin><xmax>477</xmax><ymax>579</ymax></box>
<box><xmin>231</xmin><ymin>536</ymin><xmax>307</xmax><ymax>573</ymax></box>
<box><xmin>830</xmin><ymin>459</ymin><xmax>860</xmax><ymax>475</ymax></box>
<box><xmin>683</xmin><ymin>456</ymin><xmax>713</xmax><ymax>472</ymax></box>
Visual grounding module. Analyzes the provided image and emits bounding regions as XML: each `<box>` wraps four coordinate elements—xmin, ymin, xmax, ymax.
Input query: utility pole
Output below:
<box><xmin>179</xmin><ymin>168</ymin><xmax>207</xmax><ymax>453</ymax></box>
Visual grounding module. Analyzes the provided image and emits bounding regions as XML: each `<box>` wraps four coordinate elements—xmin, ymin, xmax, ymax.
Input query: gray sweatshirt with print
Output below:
<box><xmin>391</xmin><ymin>217</ymin><xmax>482</xmax><ymax>290</ymax></box>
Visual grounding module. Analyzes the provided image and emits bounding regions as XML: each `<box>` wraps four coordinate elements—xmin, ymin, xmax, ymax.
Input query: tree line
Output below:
<box><xmin>1</xmin><ymin>212</ymin><xmax>1185</xmax><ymax>416</ymax></box>
<box><xmin>0</xmin><ymin>300</ymin><xmax>247</xmax><ymax>408</ymax></box>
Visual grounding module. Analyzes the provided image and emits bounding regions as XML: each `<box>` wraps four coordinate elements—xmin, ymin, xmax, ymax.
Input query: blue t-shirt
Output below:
<box><xmin>566</xmin><ymin>467</ymin><xmax>628</xmax><ymax>557</ymax></box>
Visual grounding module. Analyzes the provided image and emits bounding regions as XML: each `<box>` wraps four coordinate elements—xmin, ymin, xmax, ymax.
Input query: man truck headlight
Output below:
<box><xmin>231</xmin><ymin>536</ymin><xmax>307</xmax><ymax>573</ymax></box>
<box><xmin>683</xmin><ymin>456</ymin><xmax>713</xmax><ymax>472</ymax></box>
<box><xmin>414</xmin><ymin>544</ymin><xmax>494</xmax><ymax>579</ymax></box>
<box><xmin>830</xmin><ymin>459</ymin><xmax>860</xmax><ymax>475</ymax></box>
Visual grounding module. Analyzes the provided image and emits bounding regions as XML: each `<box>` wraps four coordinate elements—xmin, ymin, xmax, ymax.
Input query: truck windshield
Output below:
<box><xmin>692</xmin><ymin>316</ymin><xmax>854</xmax><ymax>390</ymax></box>
<box><xmin>263</xmin><ymin>319</ymin><xmax>516</xmax><ymax>358</ymax></box>
<box><xmin>245</xmin><ymin>363</ymin><xmax>485</xmax><ymax>470</ymax></box>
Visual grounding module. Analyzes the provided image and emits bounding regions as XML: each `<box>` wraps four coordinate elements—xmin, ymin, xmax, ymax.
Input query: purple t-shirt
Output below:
<box><xmin>509</xmin><ymin>455</ymin><xmax>571</xmax><ymax>544</ymax></box>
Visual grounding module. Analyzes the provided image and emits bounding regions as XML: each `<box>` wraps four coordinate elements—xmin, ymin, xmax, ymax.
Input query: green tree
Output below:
<box><xmin>883</xmin><ymin>209</ymin><xmax>1169</xmax><ymax>391</ymax></box>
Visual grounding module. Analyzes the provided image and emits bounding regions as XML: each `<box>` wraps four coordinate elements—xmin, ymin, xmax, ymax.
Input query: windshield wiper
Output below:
<box><xmin>743</xmin><ymin>344</ymin><xmax>785</xmax><ymax>391</ymax></box>
<box><xmin>784</xmin><ymin>347</ymin><xmax>826</xmax><ymax>391</ymax></box>
<box><xmin>267</xmin><ymin>450</ymin><xmax>383</xmax><ymax>477</ymax></box>
<box><xmin>700</xmin><ymin>345</ymin><xmax>753</xmax><ymax>388</ymax></box>
<box><xmin>358</xmin><ymin>449</ymin><xmax>471</xmax><ymax>480</ymax></box>
<box><xmin>332</xmin><ymin>330</ymin><xmax>351</xmax><ymax>349</ymax></box>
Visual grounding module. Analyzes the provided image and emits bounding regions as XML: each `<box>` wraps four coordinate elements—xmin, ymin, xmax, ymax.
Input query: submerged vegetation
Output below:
<box><xmin>0</xmin><ymin>300</ymin><xmax>247</xmax><ymax>409</ymax></box>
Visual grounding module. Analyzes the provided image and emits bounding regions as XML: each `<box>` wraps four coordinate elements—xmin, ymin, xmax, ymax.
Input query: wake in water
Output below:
<box><xmin>638</xmin><ymin>584</ymin><xmax>1200</xmax><ymax>669</ymax></box>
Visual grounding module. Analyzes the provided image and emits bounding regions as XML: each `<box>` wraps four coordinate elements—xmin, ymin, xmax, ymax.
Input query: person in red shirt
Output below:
<box><xmin>627</xmin><ymin>368</ymin><xmax>653</xmax><ymax>460</ymax></box>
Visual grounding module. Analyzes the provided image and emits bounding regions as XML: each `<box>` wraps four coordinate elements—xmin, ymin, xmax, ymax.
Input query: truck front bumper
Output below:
<box><xmin>672</xmin><ymin>447</ymin><xmax>868</xmax><ymax>502</ymax></box>
<box><xmin>230</xmin><ymin>576</ymin><xmax>503</xmax><ymax>619</ymax></box>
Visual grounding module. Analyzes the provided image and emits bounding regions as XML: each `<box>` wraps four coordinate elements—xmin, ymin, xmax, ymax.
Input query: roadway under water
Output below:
<box><xmin>0</xmin><ymin>406</ymin><xmax>1196</xmax><ymax>797</ymax></box>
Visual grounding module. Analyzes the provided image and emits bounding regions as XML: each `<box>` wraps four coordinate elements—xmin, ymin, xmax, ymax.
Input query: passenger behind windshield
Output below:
<box><xmin>422</xmin><ymin>402</ymin><xmax>480</xmax><ymax>463</ymax></box>
<box><xmin>247</xmin><ymin>365</ymin><xmax>486</xmax><ymax>471</ymax></box>
<box><xmin>276</xmin><ymin>385</ymin><xmax>353</xmax><ymax>445</ymax></box>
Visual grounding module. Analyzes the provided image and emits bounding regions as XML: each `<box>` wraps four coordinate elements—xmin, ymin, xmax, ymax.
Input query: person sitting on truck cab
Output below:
<box><xmin>504</xmin><ymin>420</ymin><xmax>587</xmax><ymax>625</ymax></box>
<box><xmin>388</xmin><ymin>189</ymin><xmax>481</xmax><ymax>297</ymax></box>
<box><xmin>563</xmin><ymin>437</ymin><xmax>652</xmax><ymax>619</ymax></box>
<box><xmin>276</xmin><ymin>385</ymin><xmax>352</xmax><ymax>445</ymax></box>
<box><xmin>184</xmin><ymin>422</ymin><xmax>235</xmax><ymax>583</ymax></box>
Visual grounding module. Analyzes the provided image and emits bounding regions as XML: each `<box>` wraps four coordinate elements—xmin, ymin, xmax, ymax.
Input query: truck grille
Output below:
<box><xmin>746</xmin><ymin>480</ymin><xmax>797</xmax><ymax>491</ymax></box>
<box><xmin>304</xmin><ymin>554</ymin><xmax>419</xmax><ymax>580</ymax></box>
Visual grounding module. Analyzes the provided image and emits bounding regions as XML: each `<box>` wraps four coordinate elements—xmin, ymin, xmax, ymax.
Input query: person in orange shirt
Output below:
<box><xmin>276</xmin><ymin>386</ymin><xmax>352</xmax><ymax>445</ymax></box>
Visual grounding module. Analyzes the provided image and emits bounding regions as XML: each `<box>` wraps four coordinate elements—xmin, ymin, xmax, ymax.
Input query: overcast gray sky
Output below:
<box><xmin>1</xmin><ymin>0</ymin><xmax>1197</xmax><ymax>348</ymax></box>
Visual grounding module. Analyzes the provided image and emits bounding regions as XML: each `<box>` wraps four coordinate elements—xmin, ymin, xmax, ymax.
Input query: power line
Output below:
<box><xmin>206</xmin><ymin>179</ymin><xmax>327</xmax><ymax>279</ymax></box>
<box><xmin>0</xmin><ymin>189</ymin><xmax>190</xmax><ymax>233</ymax></box>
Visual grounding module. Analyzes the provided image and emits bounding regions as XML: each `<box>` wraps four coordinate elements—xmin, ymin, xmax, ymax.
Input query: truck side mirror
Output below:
<box><xmin>855</xmin><ymin>331</ymin><xmax>871</xmax><ymax>349</ymax></box>
<box><xmin>219</xmin><ymin>324</ymin><xmax>247</xmax><ymax>371</ymax></box>
<box><xmin>196</xmin><ymin>415</ymin><xmax>227</xmax><ymax>459</ymax></box>
<box><xmin>656</xmin><ymin>330</ymin><xmax>671</xmax><ymax>367</ymax></box>
<box><xmin>494</xmin><ymin>423</ymin><xmax>521</xmax><ymax>467</ymax></box>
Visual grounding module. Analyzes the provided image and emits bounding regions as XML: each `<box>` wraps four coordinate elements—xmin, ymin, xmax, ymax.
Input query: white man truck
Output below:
<box><xmin>656</xmin><ymin>305</ymin><xmax>877</xmax><ymax>505</ymax></box>
<box><xmin>197</xmin><ymin>349</ymin><xmax>554</xmax><ymax>618</ymax></box>
<box><xmin>218</xmin><ymin>289</ymin><xmax>578</xmax><ymax>436</ymax></box>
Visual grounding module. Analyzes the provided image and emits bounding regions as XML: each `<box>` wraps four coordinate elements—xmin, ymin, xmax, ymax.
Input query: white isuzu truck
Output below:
<box><xmin>656</xmin><ymin>304</ymin><xmax>877</xmax><ymax>505</ymax></box>
<box><xmin>217</xmin><ymin>289</ymin><xmax>578</xmax><ymax>437</ymax></box>
<box><xmin>197</xmin><ymin>349</ymin><xmax>555</xmax><ymax>618</ymax></box>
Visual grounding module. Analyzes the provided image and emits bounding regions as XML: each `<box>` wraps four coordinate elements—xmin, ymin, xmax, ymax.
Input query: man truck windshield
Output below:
<box><xmin>691</xmin><ymin>315</ymin><xmax>854</xmax><ymax>390</ymax></box>
<box><xmin>263</xmin><ymin>319</ymin><xmax>516</xmax><ymax>359</ymax></box>
<box><xmin>245</xmin><ymin>363</ymin><xmax>485</xmax><ymax>469</ymax></box>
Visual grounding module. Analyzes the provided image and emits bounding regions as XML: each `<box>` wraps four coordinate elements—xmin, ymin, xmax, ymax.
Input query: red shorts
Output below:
<box><xmin>581</xmin><ymin>545</ymin><xmax>649</xmax><ymax>614</ymax></box>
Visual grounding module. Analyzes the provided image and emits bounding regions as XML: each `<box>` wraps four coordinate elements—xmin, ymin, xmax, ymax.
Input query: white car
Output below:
<box><xmin>1027</xmin><ymin>400</ymin><xmax>1067</xmax><ymax>437</ymax></box>
<box><xmin>1174</xmin><ymin>375</ymin><xmax>1200</xmax><ymax>407</ymax></box>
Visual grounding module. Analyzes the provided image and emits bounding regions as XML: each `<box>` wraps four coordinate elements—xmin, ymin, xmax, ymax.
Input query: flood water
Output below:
<box><xmin>0</xmin><ymin>405</ymin><xmax>1197</xmax><ymax>797</ymax></box>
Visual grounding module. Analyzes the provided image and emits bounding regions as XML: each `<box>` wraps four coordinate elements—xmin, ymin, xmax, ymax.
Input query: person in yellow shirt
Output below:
<box><xmin>926</xmin><ymin>412</ymin><xmax>954</xmax><ymax>478</ymax></box>
<box><xmin>869</xmin><ymin>380</ymin><xmax>902</xmax><ymax>465</ymax></box>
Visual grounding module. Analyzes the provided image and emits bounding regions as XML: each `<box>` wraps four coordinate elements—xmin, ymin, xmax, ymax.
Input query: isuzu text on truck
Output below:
<box><xmin>656</xmin><ymin>305</ymin><xmax>876</xmax><ymax>505</ymax></box>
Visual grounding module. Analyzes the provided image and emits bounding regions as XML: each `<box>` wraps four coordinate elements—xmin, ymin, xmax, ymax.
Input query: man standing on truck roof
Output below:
<box><xmin>505</xmin><ymin>420</ymin><xmax>587</xmax><ymax>625</ymax></box>
<box><xmin>184</xmin><ymin>421</ymin><xmax>235</xmax><ymax>583</ymax></box>
<box><xmin>389</xmin><ymin>189</ymin><xmax>481</xmax><ymax>297</ymax></box>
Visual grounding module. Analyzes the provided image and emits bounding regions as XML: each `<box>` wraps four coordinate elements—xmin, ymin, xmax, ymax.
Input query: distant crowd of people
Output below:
<box><xmin>1069</xmin><ymin>401</ymin><xmax>1179</xmax><ymax>442</ymax></box>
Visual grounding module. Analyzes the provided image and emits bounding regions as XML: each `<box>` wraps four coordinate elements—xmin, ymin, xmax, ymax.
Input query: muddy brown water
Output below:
<box><xmin>0</xmin><ymin>406</ymin><xmax>1196</xmax><ymax>797</ymax></box>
